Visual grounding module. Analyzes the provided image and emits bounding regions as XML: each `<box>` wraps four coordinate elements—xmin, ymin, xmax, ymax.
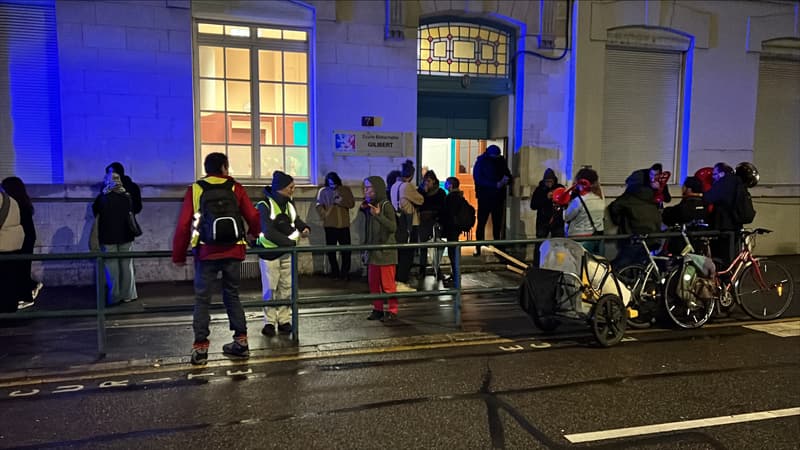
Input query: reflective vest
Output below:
<box><xmin>256</xmin><ymin>196</ymin><xmax>299</xmax><ymax>248</ymax></box>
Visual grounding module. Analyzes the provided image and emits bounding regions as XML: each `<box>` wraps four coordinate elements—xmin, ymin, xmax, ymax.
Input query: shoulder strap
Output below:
<box><xmin>577</xmin><ymin>195</ymin><xmax>598</xmax><ymax>232</ymax></box>
<box><xmin>0</xmin><ymin>192</ymin><xmax>10</xmax><ymax>229</ymax></box>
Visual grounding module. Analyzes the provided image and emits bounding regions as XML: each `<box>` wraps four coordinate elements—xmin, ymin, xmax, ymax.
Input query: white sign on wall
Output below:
<box><xmin>333</xmin><ymin>131</ymin><xmax>413</xmax><ymax>157</ymax></box>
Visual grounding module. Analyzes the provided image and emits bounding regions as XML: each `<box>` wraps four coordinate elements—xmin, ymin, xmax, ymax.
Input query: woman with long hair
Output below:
<box><xmin>1</xmin><ymin>177</ymin><xmax>42</xmax><ymax>309</ymax></box>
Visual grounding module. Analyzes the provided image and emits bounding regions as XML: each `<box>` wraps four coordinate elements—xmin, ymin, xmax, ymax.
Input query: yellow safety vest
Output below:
<box><xmin>256</xmin><ymin>196</ymin><xmax>298</xmax><ymax>248</ymax></box>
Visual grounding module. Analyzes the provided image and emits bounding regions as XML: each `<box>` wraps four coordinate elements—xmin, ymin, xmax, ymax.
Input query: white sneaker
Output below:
<box><xmin>18</xmin><ymin>300</ymin><xmax>35</xmax><ymax>310</ymax></box>
<box><xmin>395</xmin><ymin>282</ymin><xmax>417</xmax><ymax>292</ymax></box>
<box><xmin>31</xmin><ymin>282</ymin><xmax>44</xmax><ymax>300</ymax></box>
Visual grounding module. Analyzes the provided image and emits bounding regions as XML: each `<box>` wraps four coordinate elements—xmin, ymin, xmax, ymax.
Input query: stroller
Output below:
<box><xmin>517</xmin><ymin>238</ymin><xmax>630</xmax><ymax>347</ymax></box>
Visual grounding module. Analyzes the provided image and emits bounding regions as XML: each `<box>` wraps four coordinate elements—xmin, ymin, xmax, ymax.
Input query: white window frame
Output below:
<box><xmin>192</xmin><ymin>20</ymin><xmax>311</xmax><ymax>183</ymax></box>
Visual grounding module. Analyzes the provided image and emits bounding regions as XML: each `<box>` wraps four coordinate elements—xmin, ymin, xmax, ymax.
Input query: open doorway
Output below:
<box><xmin>420</xmin><ymin>137</ymin><xmax>506</xmax><ymax>255</ymax></box>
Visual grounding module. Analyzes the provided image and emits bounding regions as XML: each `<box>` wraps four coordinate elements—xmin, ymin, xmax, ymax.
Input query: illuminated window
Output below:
<box><xmin>195</xmin><ymin>22</ymin><xmax>310</xmax><ymax>180</ymax></box>
<box><xmin>418</xmin><ymin>22</ymin><xmax>510</xmax><ymax>78</ymax></box>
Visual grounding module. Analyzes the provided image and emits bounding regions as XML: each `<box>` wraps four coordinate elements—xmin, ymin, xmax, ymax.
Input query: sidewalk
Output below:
<box><xmin>1</xmin><ymin>254</ymin><xmax>798</xmax><ymax>382</ymax></box>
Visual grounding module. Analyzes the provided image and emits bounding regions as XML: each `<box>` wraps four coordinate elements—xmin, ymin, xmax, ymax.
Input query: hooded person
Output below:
<box><xmin>472</xmin><ymin>144</ymin><xmax>512</xmax><ymax>254</ymax></box>
<box><xmin>256</xmin><ymin>170</ymin><xmax>310</xmax><ymax>337</ymax></box>
<box><xmin>530</xmin><ymin>168</ymin><xmax>566</xmax><ymax>263</ymax></box>
<box><xmin>361</xmin><ymin>175</ymin><xmax>399</xmax><ymax>322</ymax></box>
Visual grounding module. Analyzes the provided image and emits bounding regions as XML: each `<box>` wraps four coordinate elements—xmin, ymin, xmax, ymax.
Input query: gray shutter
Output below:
<box><xmin>753</xmin><ymin>57</ymin><xmax>800</xmax><ymax>185</ymax></box>
<box><xmin>0</xmin><ymin>2</ymin><xmax>62</xmax><ymax>183</ymax></box>
<box><xmin>600</xmin><ymin>48</ymin><xmax>681</xmax><ymax>183</ymax></box>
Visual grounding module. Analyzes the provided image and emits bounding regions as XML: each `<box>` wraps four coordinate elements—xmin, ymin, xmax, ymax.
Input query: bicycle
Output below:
<box><xmin>667</xmin><ymin>228</ymin><xmax>794</xmax><ymax>321</ymax></box>
<box><xmin>617</xmin><ymin>224</ymin><xmax>714</xmax><ymax>329</ymax></box>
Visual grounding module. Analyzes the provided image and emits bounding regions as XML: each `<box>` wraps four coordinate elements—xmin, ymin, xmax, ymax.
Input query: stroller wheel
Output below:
<box><xmin>534</xmin><ymin>315</ymin><xmax>560</xmax><ymax>332</ymax></box>
<box><xmin>591</xmin><ymin>294</ymin><xmax>627</xmax><ymax>347</ymax></box>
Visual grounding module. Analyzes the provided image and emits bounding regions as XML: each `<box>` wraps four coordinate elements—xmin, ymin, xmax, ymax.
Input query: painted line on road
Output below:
<box><xmin>743</xmin><ymin>320</ymin><xmax>800</xmax><ymax>337</ymax></box>
<box><xmin>0</xmin><ymin>337</ymin><xmax>515</xmax><ymax>389</ymax></box>
<box><xmin>564</xmin><ymin>407</ymin><xmax>800</xmax><ymax>443</ymax></box>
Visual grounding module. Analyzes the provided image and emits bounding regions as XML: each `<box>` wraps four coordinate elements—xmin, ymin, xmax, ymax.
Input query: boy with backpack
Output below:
<box><xmin>256</xmin><ymin>171</ymin><xmax>310</xmax><ymax>337</ymax></box>
<box><xmin>172</xmin><ymin>153</ymin><xmax>261</xmax><ymax>365</ymax></box>
<box><xmin>442</xmin><ymin>177</ymin><xmax>475</xmax><ymax>286</ymax></box>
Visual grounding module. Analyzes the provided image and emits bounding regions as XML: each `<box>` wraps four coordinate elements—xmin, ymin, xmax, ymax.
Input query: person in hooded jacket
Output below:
<box><xmin>628</xmin><ymin>163</ymin><xmax>672</xmax><ymax>208</ymax></box>
<box><xmin>92</xmin><ymin>171</ymin><xmax>138</xmax><ymax>305</ymax></box>
<box><xmin>0</xmin><ymin>187</ymin><xmax>26</xmax><ymax>313</ymax></box>
<box><xmin>361</xmin><ymin>175</ymin><xmax>399</xmax><ymax>322</ymax></box>
<box><xmin>609</xmin><ymin>169</ymin><xmax>663</xmax><ymax>268</ymax></box>
<box><xmin>530</xmin><ymin>168</ymin><xmax>565</xmax><ymax>265</ymax></box>
<box><xmin>257</xmin><ymin>171</ymin><xmax>310</xmax><ymax>337</ymax></box>
<box><xmin>703</xmin><ymin>162</ymin><xmax>742</xmax><ymax>265</ymax></box>
<box><xmin>472</xmin><ymin>145</ymin><xmax>512</xmax><ymax>255</ymax></box>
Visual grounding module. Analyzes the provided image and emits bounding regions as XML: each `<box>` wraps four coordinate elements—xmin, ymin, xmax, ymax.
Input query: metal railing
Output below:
<box><xmin>0</xmin><ymin>230</ymin><xmax>725</xmax><ymax>358</ymax></box>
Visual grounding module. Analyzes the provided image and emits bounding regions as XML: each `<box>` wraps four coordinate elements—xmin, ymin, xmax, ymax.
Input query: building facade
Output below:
<box><xmin>0</xmin><ymin>0</ymin><xmax>798</xmax><ymax>285</ymax></box>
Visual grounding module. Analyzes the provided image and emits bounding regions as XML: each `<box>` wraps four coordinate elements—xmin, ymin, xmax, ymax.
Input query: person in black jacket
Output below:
<box><xmin>418</xmin><ymin>170</ymin><xmax>446</xmax><ymax>282</ymax></box>
<box><xmin>472</xmin><ymin>145</ymin><xmax>511</xmax><ymax>255</ymax></box>
<box><xmin>106</xmin><ymin>162</ymin><xmax>142</xmax><ymax>215</ymax></box>
<box><xmin>92</xmin><ymin>171</ymin><xmax>138</xmax><ymax>305</ymax></box>
<box><xmin>530</xmin><ymin>168</ymin><xmax>565</xmax><ymax>265</ymax></box>
<box><xmin>609</xmin><ymin>170</ymin><xmax>663</xmax><ymax>268</ymax></box>
<box><xmin>662</xmin><ymin>176</ymin><xmax>708</xmax><ymax>255</ymax></box>
<box><xmin>442</xmin><ymin>177</ymin><xmax>467</xmax><ymax>285</ymax></box>
<box><xmin>256</xmin><ymin>171</ymin><xmax>310</xmax><ymax>337</ymax></box>
<box><xmin>1</xmin><ymin>177</ymin><xmax>43</xmax><ymax>309</ymax></box>
<box><xmin>703</xmin><ymin>162</ymin><xmax>741</xmax><ymax>265</ymax></box>
<box><xmin>628</xmin><ymin>163</ymin><xmax>672</xmax><ymax>208</ymax></box>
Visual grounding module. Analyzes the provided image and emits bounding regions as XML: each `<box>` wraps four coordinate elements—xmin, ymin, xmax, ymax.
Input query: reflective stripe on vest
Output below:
<box><xmin>256</xmin><ymin>197</ymin><xmax>298</xmax><ymax>248</ymax></box>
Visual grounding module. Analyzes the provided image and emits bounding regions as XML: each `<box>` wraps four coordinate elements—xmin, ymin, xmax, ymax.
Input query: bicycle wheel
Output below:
<box><xmin>617</xmin><ymin>265</ymin><xmax>658</xmax><ymax>329</ymax></box>
<box><xmin>736</xmin><ymin>260</ymin><xmax>794</xmax><ymax>320</ymax></box>
<box><xmin>663</xmin><ymin>265</ymin><xmax>715</xmax><ymax>329</ymax></box>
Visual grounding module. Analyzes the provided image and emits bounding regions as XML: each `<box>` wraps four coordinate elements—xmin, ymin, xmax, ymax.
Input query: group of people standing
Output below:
<box><xmin>530</xmin><ymin>161</ymin><xmax>754</xmax><ymax>268</ymax></box>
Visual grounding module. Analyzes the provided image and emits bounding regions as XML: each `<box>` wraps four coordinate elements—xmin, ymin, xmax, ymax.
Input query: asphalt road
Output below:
<box><xmin>1</xmin><ymin>318</ymin><xmax>798</xmax><ymax>449</ymax></box>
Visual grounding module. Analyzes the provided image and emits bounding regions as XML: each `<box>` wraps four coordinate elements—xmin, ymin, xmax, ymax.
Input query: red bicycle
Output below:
<box><xmin>664</xmin><ymin>228</ymin><xmax>794</xmax><ymax>322</ymax></box>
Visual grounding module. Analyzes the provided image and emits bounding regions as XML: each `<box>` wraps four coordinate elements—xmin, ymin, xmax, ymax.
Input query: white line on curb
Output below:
<box><xmin>564</xmin><ymin>407</ymin><xmax>800</xmax><ymax>443</ymax></box>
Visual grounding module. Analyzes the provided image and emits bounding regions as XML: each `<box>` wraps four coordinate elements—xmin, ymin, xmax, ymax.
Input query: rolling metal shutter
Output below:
<box><xmin>753</xmin><ymin>57</ymin><xmax>800</xmax><ymax>185</ymax></box>
<box><xmin>600</xmin><ymin>48</ymin><xmax>681</xmax><ymax>183</ymax></box>
<box><xmin>0</xmin><ymin>1</ymin><xmax>62</xmax><ymax>183</ymax></box>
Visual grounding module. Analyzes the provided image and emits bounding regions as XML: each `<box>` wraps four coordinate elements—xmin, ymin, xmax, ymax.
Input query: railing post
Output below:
<box><xmin>454</xmin><ymin>242</ymin><xmax>461</xmax><ymax>328</ymax></box>
<box><xmin>95</xmin><ymin>255</ymin><xmax>107</xmax><ymax>359</ymax></box>
<box><xmin>290</xmin><ymin>248</ymin><xmax>299</xmax><ymax>342</ymax></box>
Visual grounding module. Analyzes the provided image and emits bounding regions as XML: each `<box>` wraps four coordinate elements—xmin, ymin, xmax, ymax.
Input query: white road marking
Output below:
<box><xmin>564</xmin><ymin>407</ymin><xmax>800</xmax><ymax>443</ymax></box>
<box><xmin>744</xmin><ymin>320</ymin><xmax>800</xmax><ymax>338</ymax></box>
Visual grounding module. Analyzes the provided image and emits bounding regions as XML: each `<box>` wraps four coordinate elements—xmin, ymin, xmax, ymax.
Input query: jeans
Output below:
<box><xmin>101</xmin><ymin>241</ymin><xmax>137</xmax><ymax>304</ymax></box>
<box><xmin>193</xmin><ymin>258</ymin><xmax>247</xmax><ymax>343</ymax></box>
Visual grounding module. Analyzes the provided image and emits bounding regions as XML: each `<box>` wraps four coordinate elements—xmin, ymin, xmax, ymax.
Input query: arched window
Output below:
<box><xmin>418</xmin><ymin>22</ymin><xmax>510</xmax><ymax>78</ymax></box>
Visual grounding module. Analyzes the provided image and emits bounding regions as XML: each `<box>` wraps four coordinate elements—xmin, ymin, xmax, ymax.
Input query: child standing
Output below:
<box><xmin>361</xmin><ymin>176</ymin><xmax>399</xmax><ymax>322</ymax></box>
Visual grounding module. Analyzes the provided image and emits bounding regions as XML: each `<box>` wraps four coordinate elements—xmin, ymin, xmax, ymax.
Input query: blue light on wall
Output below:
<box><xmin>4</xmin><ymin>0</ymin><xmax>63</xmax><ymax>183</ymax></box>
<box><xmin>680</xmin><ymin>37</ymin><xmax>695</xmax><ymax>182</ymax></box>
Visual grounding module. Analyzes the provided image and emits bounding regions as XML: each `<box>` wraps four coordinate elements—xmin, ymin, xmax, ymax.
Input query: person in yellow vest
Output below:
<box><xmin>256</xmin><ymin>171</ymin><xmax>310</xmax><ymax>337</ymax></box>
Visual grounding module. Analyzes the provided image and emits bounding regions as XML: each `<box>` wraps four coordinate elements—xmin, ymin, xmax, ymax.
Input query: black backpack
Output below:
<box><xmin>196</xmin><ymin>179</ymin><xmax>245</xmax><ymax>245</ymax></box>
<box><xmin>733</xmin><ymin>182</ymin><xmax>756</xmax><ymax>225</ymax></box>
<box><xmin>454</xmin><ymin>196</ymin><xmax>476</xmax><ymax>232</ymax></box>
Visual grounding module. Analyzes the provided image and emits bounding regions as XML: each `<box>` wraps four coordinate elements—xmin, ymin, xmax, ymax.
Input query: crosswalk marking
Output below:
<box><xmin>744</xmin><ymin>320</ymin><xmax>800</xmax><ymax>337</ymax></box>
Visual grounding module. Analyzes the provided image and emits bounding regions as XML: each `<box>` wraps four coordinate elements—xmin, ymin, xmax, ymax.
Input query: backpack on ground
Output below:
<box><xmin>196</xmin><ymin>179</ymin><xmax>245</xmax><ymax>244</ymax></box>
<box><xmin>454</xmin><ymin>197</ymin><xmax>476</xmax><ymax>232</ymax></box>
<box><xmin>733</xmin><ymin>182</ymin><xmax>756</xmax><ymax>225</ymax></box>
